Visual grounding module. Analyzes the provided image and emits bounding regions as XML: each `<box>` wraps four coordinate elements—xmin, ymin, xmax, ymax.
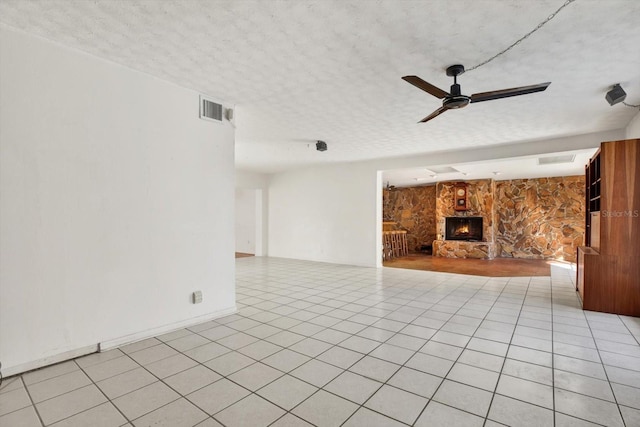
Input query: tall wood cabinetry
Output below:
<box><xmin>577</xmin><ymin>138</ymin><xmax>639</xmax><ymax>316</ymax></box>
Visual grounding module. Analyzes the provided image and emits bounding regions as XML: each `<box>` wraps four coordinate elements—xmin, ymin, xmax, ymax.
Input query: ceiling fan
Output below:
<box><xmin>403</xmin><ymin>64</ymin><xmax>550</xmax><ymax>123</ymax></box>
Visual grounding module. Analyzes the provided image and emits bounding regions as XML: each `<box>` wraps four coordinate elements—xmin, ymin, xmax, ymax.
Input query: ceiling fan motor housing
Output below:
<box><xmin>445</xmin><ymin>82</ymin><xmax>470</xmax><ymax>108</ymax></box>
<box><xmin>444</xmin><ymin>96</ymin><xmax>471</xmax><ymax>109</ymax></box>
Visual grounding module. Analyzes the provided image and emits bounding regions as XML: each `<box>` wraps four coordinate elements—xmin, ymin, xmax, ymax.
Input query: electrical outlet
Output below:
<box><xmin>192</xmin><ymin>291</ymin><xmax>203</xmax><ymax>304</ymax></box>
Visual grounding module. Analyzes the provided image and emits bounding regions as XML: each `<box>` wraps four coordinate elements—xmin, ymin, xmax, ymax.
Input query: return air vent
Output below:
<box><xmin>426</xmin><ymin>166</ymin><xmax>460</xmax><ymax>174</ymax></box>
<box><xmin>199</xmin><ymin>95</ymin><xmax>223</xmax><ymax>122</ymax></box>
<box><xmin>537</xmin><ymin>155</ymin><xmax>576</xmax><ymax>165</ymax></box>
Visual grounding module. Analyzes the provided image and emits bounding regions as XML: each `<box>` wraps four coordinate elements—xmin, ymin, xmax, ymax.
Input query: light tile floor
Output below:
<box><xmin>1</xmin><ymin>257</ymin><xmax>639</xmax><ymax>426</ymax></box>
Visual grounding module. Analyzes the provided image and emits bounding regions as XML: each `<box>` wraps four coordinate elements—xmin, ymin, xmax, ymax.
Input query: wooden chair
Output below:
<box><xmin>398</xmin><ymin>230</ymin><xmax>408</xmax><ymax>256</ymax></box>
<box><xmin>382</xmin><ymin>231</ymin><xmax>394</xmax><ymax>260</ymax></box>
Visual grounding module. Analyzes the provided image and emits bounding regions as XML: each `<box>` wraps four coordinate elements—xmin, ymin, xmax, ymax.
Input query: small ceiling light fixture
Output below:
<box><xmin>606</xmin><ymin>84</ymin><xmax>627</xmax><ymax>106</ymax></box>
<box><xmin>316</xmin><ymin>140</ymin><xmax>328</xmax><ymax>152</ymax></box>
<box><xmin>461</xmin><ymin>172</ymin><xmax>470</xmax><ymax>176</ymax></box>
<box><xmin>431</xmin><ymin>174</ymin><xmax>438</xmax><ymax>179</ymax></box>
<box><xmin>492</xmin><ymin>171</ymin><xmax>502</xmax><ymax>176</ymax></box>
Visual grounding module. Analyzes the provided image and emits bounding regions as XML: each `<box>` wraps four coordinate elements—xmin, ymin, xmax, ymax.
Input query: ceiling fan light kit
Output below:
<box><xmin>403</xmin><ymin>64</ymin><xmax>551</xmax><ymax>123</ymax></box>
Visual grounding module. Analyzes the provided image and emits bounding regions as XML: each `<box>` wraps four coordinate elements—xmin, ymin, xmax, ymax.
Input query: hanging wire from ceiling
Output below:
<box><xmin>467</xmin><ymin>0</ymin><xmax>577</xmax><ymax>72</ymax></box>
<box><xmin>622</xmin><ymin>101</ymin><xmax>640</xmax><ymax>109</ymax></box>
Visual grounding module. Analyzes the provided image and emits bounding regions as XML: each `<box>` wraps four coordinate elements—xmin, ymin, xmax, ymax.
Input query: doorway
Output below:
<box><xmin>235</xmin><ymin>188</ymin><xmax>263</xmax><ymax>256</ymax></box>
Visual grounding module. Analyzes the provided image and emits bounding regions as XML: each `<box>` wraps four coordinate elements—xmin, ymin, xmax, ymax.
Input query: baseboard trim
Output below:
<box><xmin>2</xmin><ymin>306</ymin><xmax>237</xmax><ymax>378</ymax></box>
<box><xmin>99</xmin><ymin>306</ymin><xmax>238</xmax><ymax>351</ymax></box>
<box><xmin>3</xmin><ymin>344</ymin><xmax>98</xmax><ymax>378</ymax></box>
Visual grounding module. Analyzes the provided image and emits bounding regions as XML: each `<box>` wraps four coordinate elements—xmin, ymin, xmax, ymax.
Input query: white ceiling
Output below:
<box><xmin>383</xmin><ymin>148</ymin><xmax>598</xmax><ymax>188</ymax></box>
<box><xmin>1</xmin><ymin>0</ymin><xmax>639</xmax><ymax>175</ymax></box>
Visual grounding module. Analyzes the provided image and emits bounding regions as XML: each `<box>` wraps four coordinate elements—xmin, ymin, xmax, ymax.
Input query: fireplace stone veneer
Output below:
<box><xmin>433</xmin><ymin>240</ymin><xmax>501</xmax><ymax>259</ymax></box>
<box><xmin>437</xmin><ymin>216</ymin><xmax>497</xmax><ymax>258</ymax></box>
<box><xmin>435</xmin><ymin>179</ymin><xmax>498</xmax><ymax>259</ymax></box>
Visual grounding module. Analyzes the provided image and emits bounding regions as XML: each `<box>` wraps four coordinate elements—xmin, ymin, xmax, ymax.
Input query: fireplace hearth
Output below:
<box><xmin>446</xmin><ymin>217</ymin><xmax>483</xmax><ymax>241</ymax></box>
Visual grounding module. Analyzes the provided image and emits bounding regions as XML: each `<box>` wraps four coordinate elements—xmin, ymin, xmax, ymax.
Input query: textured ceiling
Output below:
<box><xmin>383</xmin><ymin>148</ymin><xmax>598</xmax><ymax>188</ymax></box>
<box><xmin>1</xmin><ymin>0</ymin><xmax>639</xmax><ymax>173</ymax></box>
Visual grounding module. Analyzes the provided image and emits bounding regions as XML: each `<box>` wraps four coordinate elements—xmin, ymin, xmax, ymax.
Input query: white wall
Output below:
<box><xmin>235</xmin><ymin>189</ymin><xmax>257</xmax><ymax>254</ymax></box>
<box><xmin>267</xmin><ymin>130</ymin><xmax>625</xmax><ymax>268</ymax></box>
<box><xmin>626</xmin><ymin>111</ymin><xmax>640</xmax><ymax>138</ymax></box>
<box><xmin>0</xmin><ymin>26</ymin><xmax>236</xmax><ymax>375</ymax></box>
<box><xmin>269</xmin><ymin>163</ymin><xmax>379</xmax><ymax>267</ymax></box>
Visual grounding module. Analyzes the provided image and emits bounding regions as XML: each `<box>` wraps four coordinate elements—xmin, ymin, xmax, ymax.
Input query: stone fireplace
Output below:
<box><xmin>433</xmin><ymin>179</ymin><xmax>500</xmax><ymax>259</ymax></box>
<box><xmin>446</xmin><ymin>217</ymin><xmax>483</xmax><ymax>241</ymax></box>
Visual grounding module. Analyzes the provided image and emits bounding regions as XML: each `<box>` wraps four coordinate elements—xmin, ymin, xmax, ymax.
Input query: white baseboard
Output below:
<box><xmin>2</xmin><ymin>344</ymin><xmax>98</xmax><ymax>378</ymax></box>
<box><xmin>2</xmin><ymin>306</ymin><xmax>237</xmax><ymax>378</ymax></box>
<box><xmin>99</xmin><ymin>306</ymin><xmax>238</xmax><ymax>351</ymax></box>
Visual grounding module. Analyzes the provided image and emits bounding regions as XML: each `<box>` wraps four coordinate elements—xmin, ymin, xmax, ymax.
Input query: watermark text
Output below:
<box><xmin>601</xmin><ymin>210</ymin><xmax>639</xmax><ymax>218</ymax></box>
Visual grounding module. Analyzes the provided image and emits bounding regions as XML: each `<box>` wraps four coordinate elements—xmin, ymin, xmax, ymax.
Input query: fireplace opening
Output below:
<box><xmin>445</xmin><ymin>217</ymin><xmax>483</xmax><ymax>241</ymax></box>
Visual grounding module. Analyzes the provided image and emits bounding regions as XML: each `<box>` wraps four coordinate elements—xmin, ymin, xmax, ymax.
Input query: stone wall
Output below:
<box><xmin>383</xmin><ymin>176</ymin><xmax>585</xmax><ymax>262</ymax></box>
<box><xmin>382</xmin><ymin>186</ymin><xmax>436</xmax><ymax>251</ymax></box>
<box><xmin>495</xmin><ymin>176</ymin><xmax>585</xmax><ymax>262</ymax></box>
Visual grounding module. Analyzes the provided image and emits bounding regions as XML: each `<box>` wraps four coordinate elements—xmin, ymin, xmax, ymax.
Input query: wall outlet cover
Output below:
<box><xmin>192</xmin><ymin>291</ymin><xmax>203</xmax><ymax>304</ymax></box>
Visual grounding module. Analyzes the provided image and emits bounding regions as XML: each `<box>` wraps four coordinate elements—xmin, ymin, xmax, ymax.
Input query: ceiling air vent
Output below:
<box><xmin>538</xmin><ymin>155</ymin><xmax>576</xmax><ymax>165</ymax></box>
<box><xmin>426</xmin><ymin>166</ymin><xmax>460</xmax><ymax>174</ymax></box>
<box><xmin>199</xmin><ymin>95</ymin><xmax>223</xmax><ymax>123</ymax></box>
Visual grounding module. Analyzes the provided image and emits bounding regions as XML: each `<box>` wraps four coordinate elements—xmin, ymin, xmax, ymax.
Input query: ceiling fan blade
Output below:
<box><xmin>402</xmin><ymin>76</ymin><xmax>450</xmax><ymax>99</ymax></box>
<box><xmin>419</xmin><ymin>106</ymin><xmax>448</xmax><ymax>123</ymax></box>
<box><xmin>470</xmin><ymin>82</ymin><xmax>551</xmax><ymax>103</ymax></box>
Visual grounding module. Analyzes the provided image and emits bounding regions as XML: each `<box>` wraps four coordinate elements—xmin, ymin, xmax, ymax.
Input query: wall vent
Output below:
<box><xmin>426</xmin><ymin>166</ymin><xmax>460</xmax><ymax>174</ymax></box>
<box><xmin>199</xmin><ymin>95</ymin><xmax>223</xmax><ymax>123</ymax></box>
<box><xmin>538</xmin><ymin>155</ymin><xmax>576</xmax><ymax>165</ymax></box>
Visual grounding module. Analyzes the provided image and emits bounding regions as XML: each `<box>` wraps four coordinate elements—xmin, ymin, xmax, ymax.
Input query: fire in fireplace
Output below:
<box><xmin>445</xmin><ymin>217</ymin><xmax>483</xmax><ymax>241</ymax></box>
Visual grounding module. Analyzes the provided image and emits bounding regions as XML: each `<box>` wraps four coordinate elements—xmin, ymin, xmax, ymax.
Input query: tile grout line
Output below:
<box><xmin>479</xmin><ymin>276</ymin><xmax>534</xmax><ymax>427</ymax></box>
<box><xmin>18</xmin><ymin>375</ymin><xmax>46</xmax><ymax>427</ymax></box>
<box><xmin>261</xmin><ymin>274</ymin><xmax>466</xmax><ymax>426</ymax></box>
<box><xmin>581</xmin><ymin>312</ymin><xmax>628</xmax><ymax>426</ymax></box>
<box><xmin>253</xmin><ymin>273</ymin><xmax>498</xmax><ymax>426</ymax></box>
<box><xmin>72</xmin><ymin>360</ymin><xmax>137</xmax><ymax>426</ymax></box>
<box><xmin>337</xmin><ymin>278</ymin><xmax>483</xmax><ymax>426</ymax></box>
<box><xmin>247</xmin><ymin>269</ymin><xmax>622</xmax><ymax>425</ymax></box>
<box><xmin>239</xmin><ymin>266</ymin><xmax>640</xmax><ymax>426</ymax></box>
<box><xmin>358</xmin><ymin>275</ymin><xmax>521</xmax><ymax>426</ymax></box>
<box><xmin>550</xmin><ymin>271</ymin><xmax>616</xmax><ymax>427</ymax></box>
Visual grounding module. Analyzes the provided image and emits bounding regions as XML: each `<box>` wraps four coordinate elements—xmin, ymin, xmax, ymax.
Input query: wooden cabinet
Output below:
<box><xmin>577</xmin><ymin>138</ymin><xmax>640</xmax><ymax>316</ymax></box>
